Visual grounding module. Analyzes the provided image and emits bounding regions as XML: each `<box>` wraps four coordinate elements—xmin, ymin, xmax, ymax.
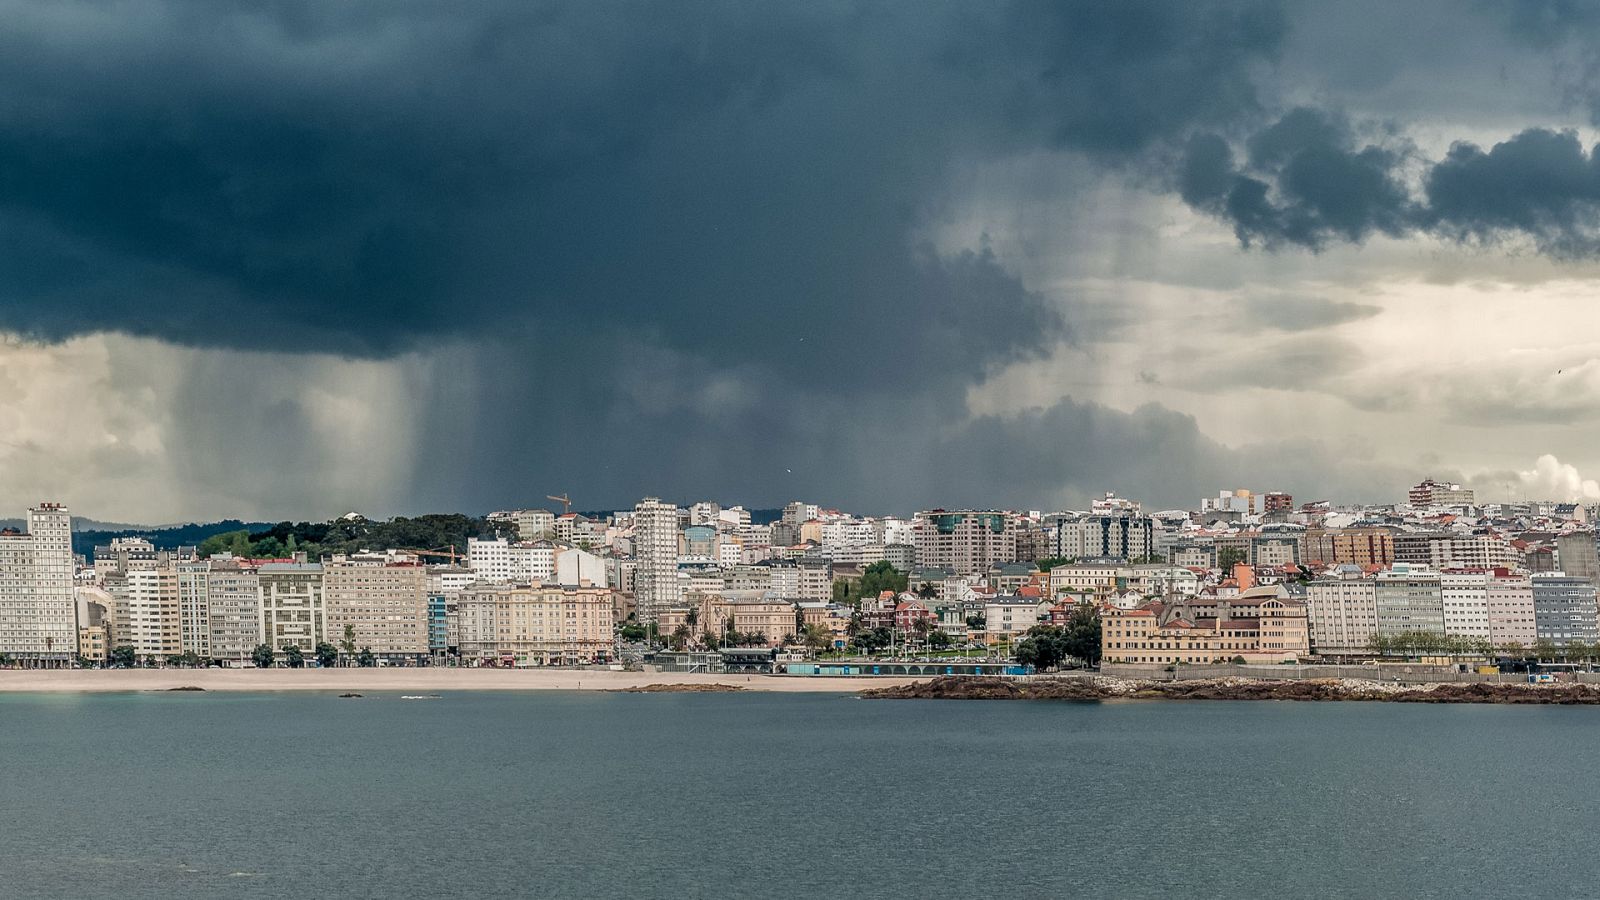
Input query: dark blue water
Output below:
<box><xmin>0</xmin><ymin>691</ymin><xmax>1594</xmax><ymax>898</ymax></box>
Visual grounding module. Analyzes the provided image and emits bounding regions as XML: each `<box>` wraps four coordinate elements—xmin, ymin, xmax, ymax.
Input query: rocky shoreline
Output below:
<box><xmin>861</xmin><ymin>675</ymin><xmax>1600</xmax><ymax>704</ymax></box>
<box><xmin>610</xmin><ymin>683</ymin><xmax>746</xmax><ymax>693</ymax></box>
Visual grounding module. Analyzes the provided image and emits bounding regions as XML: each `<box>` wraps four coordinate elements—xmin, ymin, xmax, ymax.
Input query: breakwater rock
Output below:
<box><xmin>611</xmin><ymin>683</ymin><xmax>746</xmax><ymax>693</ymax></box>
<box><xmin>861</xmin><ymin>676</ymin><xmax>1600</xmax><ymax>704</ymax></box>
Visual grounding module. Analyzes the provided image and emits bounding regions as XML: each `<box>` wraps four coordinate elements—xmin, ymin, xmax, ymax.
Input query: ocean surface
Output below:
<box><xmin>1</xmin><ymin>690</ymin><xmax>1596</xmax><ymax>899</ymax></box>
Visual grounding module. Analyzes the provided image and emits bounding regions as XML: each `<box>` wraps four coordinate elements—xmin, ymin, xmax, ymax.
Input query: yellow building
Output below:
<box><xmin>456</xmin><ymin>584</ymin><xmax>615</xmax><ymax>665</ymax></box>
<box><xmin>658</xmin><ymin>593</ymin><xmax>798</xmax><ymax>647</ymax></box>
<box><xmin>1101</xmin><ymin>592</ymin><xmax>1308</xmax><ymax>665</ymax></box>
<box><xmin>77</xmin><ymin>625</ymin><xmax>108</xmax><ymax>664</ymax></box>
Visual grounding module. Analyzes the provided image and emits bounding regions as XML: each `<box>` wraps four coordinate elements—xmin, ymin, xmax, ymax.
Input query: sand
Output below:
<box><xmin>0</xmin><ymin>668</ymin><xmax>927</xmax><ymax>694</ymax></box>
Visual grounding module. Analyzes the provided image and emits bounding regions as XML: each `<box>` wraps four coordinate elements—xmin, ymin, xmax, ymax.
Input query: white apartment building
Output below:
<box><xmin>467</xmin><ymin>538</ymin><xmax>556</xmax><ymax>585</ymax></box>
<box><xmin>177</xmin><ymin>560</ymin><xmax>212</xmax><ymax>657</ymax></box>
<box><xmin>1306</xmin><ymin>569</ymin><xmax>1379</xmax><ymax>655</ymax></box>
<box><xmin>633</xmin><ymin>497</ymin><xmax>682</xmax><ymax>623</ymax></box>
<box><xmin>111</xmin><ymin>565</ymin><xmax>181</xmax><ymax>659</ymax></box>
<box><xmin>1439</xmin><ymin>570</ymin><xmax>1491</xmax><ymax>640</ymax></box>
<box><xmin>0</xmin><ymin>504</ymin><xmax>76</xmax><ymax>664</ymax></box>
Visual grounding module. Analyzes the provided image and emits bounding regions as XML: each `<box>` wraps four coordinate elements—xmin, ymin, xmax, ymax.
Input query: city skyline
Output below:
<box><xmin>7</xmin><ymin>3</ymin><xmax>1600</xmax><ymax>523</ymax></box>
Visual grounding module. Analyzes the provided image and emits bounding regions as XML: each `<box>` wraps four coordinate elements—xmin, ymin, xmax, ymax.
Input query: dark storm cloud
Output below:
<box><xmin>1181</xmin><ymin>108</ymin><xmax>1600</xmax><ymax>258</ymax></box>
<box><xmin>0</xmin><ymin>0</ymin><xmax>1284</xmax><ymax>365</ymax></box>
<box><xmin>0</xmin><ymin>0</ymin><xmax>1304</xmax><ymax>513</ymax></box>
<box><xmin>1178</xmin><ymin>108</ymin><xmax>1416</xmax><ymax>249</ymax></box>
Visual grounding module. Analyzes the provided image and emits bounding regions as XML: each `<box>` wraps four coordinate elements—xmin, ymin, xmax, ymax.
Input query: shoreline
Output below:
<box><xmin>863</xmin><ymin>675</ymin><xmax>1600</xmax><ymax>704</ymax></box>
<box><xmin>0</xmin><ymin>668</ymin><xmax>925</xmax><ymax>694</ymax></box>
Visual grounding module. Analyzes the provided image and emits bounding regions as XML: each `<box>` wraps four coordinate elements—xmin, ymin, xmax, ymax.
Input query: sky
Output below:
<box><xmin>6</xmin><ymin>0</ymin><xmax>1600</xmax><ymax>522</ymax></box>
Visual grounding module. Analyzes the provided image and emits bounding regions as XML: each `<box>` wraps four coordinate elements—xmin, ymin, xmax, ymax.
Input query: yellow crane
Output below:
<box><xmin>546</xmin><ymin>493</ymin><xmax>572</xmax><ymax>515</ymax></box>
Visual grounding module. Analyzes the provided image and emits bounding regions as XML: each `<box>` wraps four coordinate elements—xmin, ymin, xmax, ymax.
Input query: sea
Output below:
<box><xmin>0</xmin><ymin>690</ymin><xmax>1595</xmax><ymax>899</ymax></box>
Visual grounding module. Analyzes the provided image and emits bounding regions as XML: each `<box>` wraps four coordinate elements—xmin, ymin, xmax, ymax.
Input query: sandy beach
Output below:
<box><xmin>0</xmin><ymin>668</ymin><xmax>928</xmax><ymax>694</ymax></box>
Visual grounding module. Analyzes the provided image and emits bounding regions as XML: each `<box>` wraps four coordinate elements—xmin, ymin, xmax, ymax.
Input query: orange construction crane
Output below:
<box><xmin>405</xmin><ymin>546</ymin><xmax>463</xmax><ymax>565</ymax></box>
<box><xmin>546</xmin><ymin>493</ymin><xmax>572</xmax><ymax>515</ymax></box>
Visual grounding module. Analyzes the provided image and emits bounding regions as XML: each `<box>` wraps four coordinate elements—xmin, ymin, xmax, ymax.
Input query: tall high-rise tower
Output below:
<box><xmin>0</xmin><ymin>503</ymin><xmax>76</xmax><ymax>665</ymax></box>
<box><xmin>633</xmin><ymin>497</ymin><xmax>682</xmax><ymax>623</ymax></box>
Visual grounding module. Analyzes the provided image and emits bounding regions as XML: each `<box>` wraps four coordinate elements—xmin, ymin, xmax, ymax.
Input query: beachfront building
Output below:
<box><xmin>204</xmin><ymin>559</ymin><xmax>262</xmax><ymax>664</ymax></box>
<box><xmin>1306</xmin><ymin>569</ymin><xmax>1379</xmax><ymax>656</ymax></box>
<box><xmin>177</xmin><ymin>560</ymin><xmax>212</xmax><ymax>658</ymax></box>
<box><xmin>324</xmin><ymin>556</ymin><xmax>429</xmax><ymax>662</ymax></box>
<box><xmin>258</xmin><ymin>562</ymin><xmax>327</xmax><ymax>653</ymax></box>
<box><xmin>0</xmin><ymin>503</ymin><xmax>76</xmax><ymax>666</ymax></box>
<box><xmin>109</xmin><ymin>565</ymin><xmax>181</xmax><ymax>661</ymax></box>
<box><xmin>453</xmin><ymin>584</ymin><xmax>615</xmax><ymax>665</ymax></box>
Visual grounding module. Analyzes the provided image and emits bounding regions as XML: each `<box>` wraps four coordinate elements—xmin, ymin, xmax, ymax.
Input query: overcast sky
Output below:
<box><xmin>5</xmin><ymin>0</ymin><xmax>1600</xmax><ymax>522</ymax></box>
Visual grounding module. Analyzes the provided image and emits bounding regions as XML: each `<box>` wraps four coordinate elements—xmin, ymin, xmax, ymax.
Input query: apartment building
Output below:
<box><xmin>1374</xmin><ymin>564</ymin><xmax>1445</xmax><ymax>637</ymax></box>
<box><xmin>1486</xmin><ymin>570</ymin><xmax>1537</xmax><ymax>650</ymax></box>
<box><xmin>913</xmin><ymin>510</ymin><xmax>1017</xmax><ymax>575</ymax></box>
<box><xmin>634</xmin><ymin>497</ymin><xmax>682</xmax><ymax>623</ymax></box>
<box><xmin>1302</xmin><ymin>527</ymin><xmax>1394</xmax><ymax>568</ymax></box>
<box><xmin>110</xmin><ymin>565</ymin><xmax>181</xmax><ymax>659</ymax></box>
<box><xmin>206</xmin><ymin>558</ymin><xmax>262</xmax><ymax>663</ymax></box>
<box><xmin>0</xmin><ymin>503</ymin><xmax>75</xmax><ymax>665</ymax></box>
<box><xmin>258</xmin><ymin>562</ymin><xmax>327</xmax><ymax>653</ymax></box>
<box><xmin>1531</xmin><ymin>572</ymin><xmax>1600</xmax><ymax>647</ymax></box>
<box><xmin>324</xmin><ymin>556</ymin><xmax>429</xmax><ymax>660</ymax></box>
<box><xmin>454</xmin><ymin>584</ymin><xmax>614</xmax><ymax>665</ymax></box>
<box><xmin>1439</xmin><ymin>569</ymin><xmax>1491</xmax><ymax>640</ymax></box>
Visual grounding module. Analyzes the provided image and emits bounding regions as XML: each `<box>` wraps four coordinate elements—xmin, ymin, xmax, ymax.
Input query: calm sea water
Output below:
<box><xmin>0</xmin><ymin>690</ymin><xmax>1595</xmax><ymax>898</ymax></box>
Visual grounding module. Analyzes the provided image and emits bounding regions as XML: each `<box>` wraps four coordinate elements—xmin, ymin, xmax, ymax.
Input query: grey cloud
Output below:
<box><xmin>1181</xmin><ymin>108</ymin><xmax>1600</xmax><ymax>258</ymax></box>
<box><xmin>1233</xmin><ymin>295</ymin><xmax>1382</xmax><ymax>331</ymax></box>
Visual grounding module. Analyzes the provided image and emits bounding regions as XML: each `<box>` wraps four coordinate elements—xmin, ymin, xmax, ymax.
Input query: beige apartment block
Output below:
<box><xmin>455</xmin><ymin>584</ymin><xmax>615</xmax><ymax>665</ymax></box>
<box><xmin>324</xmin><ymin>557</ymin><xmax>429</xmax><ymax>659</ymax></box>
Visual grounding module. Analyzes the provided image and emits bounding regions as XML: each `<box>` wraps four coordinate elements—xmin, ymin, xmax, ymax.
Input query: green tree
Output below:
<box><xmin>111</xmin><ymin>645</ymin><xmax>138</xmax><ymax>669</ymax></box>
<box><xmin>1059</xmin><ymin>604</ymin><xmax>1102</xmax><ymax>667</ymax></box>
<box><xmin>282</xmin><ymin>644</ymin><xmax>305</xmax><ymax>668</ymax></box>
<box><xmin>1034</xmin><ymin>556</ymin><xmax>1074</xmax><ymax>572</ymax></box>
<box><xmin>618</xmin><ymin>622</ymin><xmax>648</xmax><ymax>642</ymax></box>
<box><xmin>251</xmin><ymin>644</ymin><xmax>275</xmax><ymax>668</ymax></box>
<box><xmin>966</xmin><ymin>614</ymin><xmax>986</xmax><ymax>632</ymax></box>
<box><xmin>357</xmin><ymin>647</ymin><xmax>377</xmax><ymax>667</ymax></box>
<box><xmin>1216</xmin><ymin>547</ymin><xmax>1248</xmax><ymax>570</ymax></box>
<box><xmin>859</xmin><ymin>561</ymin><xmax>909</xmax><ymax>599</ymax></box>
<box><xmin>701</xmin><ymin>630</ymin><xmax>721</xmax><ymax>651</ymax></box>
<box><xmin>670</xmin><ymin>624</ymin><xmax>691</xmax><ymax>650</ymax></box>
<box><xmin>928</xmin><ymin>629</ymin><xmax>953</xmax><ymax>650</ymax></box>
<box><xmin>340</xmin><ymin>625</ymin><xmax>357</xmax><ymax>663</ymax></box>
<box><xmin>315</xmin><ymin>642</ymin><xmax>339</xmax><ymax>668</ymax></box>
<box><xmin>802</xmin><ymin>623</ymin><xmax>832</xmax><ymax>653</ymax></box>
<box><xmin>1014</xmin><ymin>627</ymin><xmax>1067</xmax><ymax>670</ymax></box>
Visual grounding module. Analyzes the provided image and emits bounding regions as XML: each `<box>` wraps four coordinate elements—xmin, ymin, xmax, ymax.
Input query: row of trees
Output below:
<box><xmin>97</xmin><ymin>641</ymin><xmax>377</xmax><ymax>668</ymax></box>
<box><xmin>1369</xmin><ymin>631</ymin><xmax>1600</xmax><ymax>663</ymax></box>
